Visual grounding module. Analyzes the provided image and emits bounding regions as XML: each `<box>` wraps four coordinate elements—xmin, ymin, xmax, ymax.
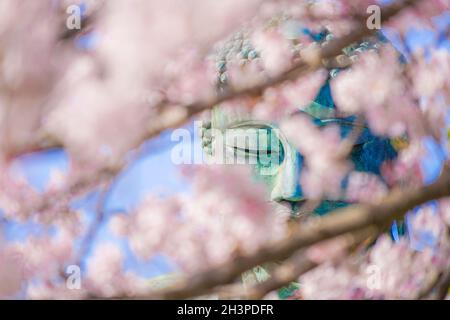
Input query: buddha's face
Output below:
<box><xmin>199</xmin><ymin>27</ymin><xmax>400</xmax><ymax>216</ymax></box>
<box><xmin>201</xmin><ymin>102</ymin><xmax>398</xmax><ymax>216</ymax></box>
<box><xmin>215</xmin><ymin>118</ymin><xmax>304</xmax><ymax>203</ymax></box>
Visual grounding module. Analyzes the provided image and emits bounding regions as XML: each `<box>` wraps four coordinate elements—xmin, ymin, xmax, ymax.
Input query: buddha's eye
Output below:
<box><xmin>232</xmin><ymin>146</ymin><xmax>276</xmax><ymax>156</ymax></box>
<box><xmin>225</xmin><ymin>124</ymin><xmax>285</xmax><ymax>172</ymax></box>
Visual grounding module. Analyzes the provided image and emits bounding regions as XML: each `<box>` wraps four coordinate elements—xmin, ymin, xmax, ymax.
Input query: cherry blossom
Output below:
<box><xmin>113</xmin><ymin>165</ymin><xmax>288</xmax><ymax>274</ymax></box>
<box><xmin>332</xmin><ymin>47</ymin><xmax>427</xmax><ymax>139</ymax></box>
<box><xmin>281</xmin><ymin>114</ymin><xmax>352</xmax><ymax>199</ymax></box>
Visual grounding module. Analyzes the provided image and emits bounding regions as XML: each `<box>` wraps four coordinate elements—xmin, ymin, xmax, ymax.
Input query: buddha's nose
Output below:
<box><xmin>270</xmin><ymin>147</ymin><xmax>303</xmax><ymax>203</ymax></box>
<box><xmin>272</xmin><ymin>200</ymin><xmax>296</xmax><ymax>216</ymax></box>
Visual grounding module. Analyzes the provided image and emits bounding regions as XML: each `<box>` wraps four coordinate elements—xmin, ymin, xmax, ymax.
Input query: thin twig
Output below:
<box><xmin>77</xmin><ymin>185</ymin><xmax>111</xmax><ymax>263</ymax></box>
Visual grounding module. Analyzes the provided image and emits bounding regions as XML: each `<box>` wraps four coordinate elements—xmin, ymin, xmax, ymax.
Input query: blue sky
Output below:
<box><xmin>4</xmin><ymin>125</ymin><xmax>196</xmax><ymax>277</ymax></box>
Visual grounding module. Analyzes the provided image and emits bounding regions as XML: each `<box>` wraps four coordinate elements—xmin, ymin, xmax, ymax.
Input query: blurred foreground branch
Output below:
<box><xmin>120</xmin><ymin>167</ymin><xmax>450</xmax><ymax>300</ymax></box>
<box><xmin>17</xmin><ymin>0</ymin><xmax>420</xmax><ymax>160</ymax></box>
<box><xmin>140</xmin><ymin>0</ymin><xmax>421</xmax><ymax>145</ymax></box>
<box><xmin>239</xmin><ymin>226</ymin><xmax>379</xmax><ymax>300</ymax></box>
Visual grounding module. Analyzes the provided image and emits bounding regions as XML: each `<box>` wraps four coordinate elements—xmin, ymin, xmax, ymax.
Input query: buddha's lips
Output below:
<box><xmin>271</xmin><ymin>199</ymin><xmax>351</xmax><ymax>217</ymax></box>
<box><xmin>270</xmin><ymin>200</ymin><xmax>308</xmax><ymax>216</ymax></box>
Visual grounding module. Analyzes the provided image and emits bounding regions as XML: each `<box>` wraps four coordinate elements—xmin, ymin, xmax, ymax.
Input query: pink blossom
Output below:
<box><xmin>332</xmin><ymin>47</ymin><xmax>427</xmax><ymax>138</ymax></box>
<box><xmin>116</xmin><ymin>165</ymin><xmax>287</xmax><ymax>273</ymax></box>
<box><xmin>301</xmin><ymin>232</ymin><xmax>450</xmax><ymax>299</ymax></box>
<box><xmin>86</xmin><ymin>243</ymin><xmax>123</xmax><ymax>293</ymax></box>
<box><xmin>366</xmin><ymin>235</ymin><xmax>449</xmax><ymax>299</ymax></box>
<box><xmin>0</xmin><ymin>244</ymin><xmax>23</xmax><ymax>298</ymax></box>
<box><xmin>300</xmin><ymin>261</ymin><xmax>366</xmax><ymax>300</ymax></box>
<box><xmin>164</xmin><ymin>50</ymin><xmax>216</xmax><ymax>104</ymax></box>
<box><xmin>252</xmin><ymin>70</ymin><xmax>326</xmax><ymax>121</ymax></box>
<box><xmin>411</xmin><ymin>49</ymin><xmax>450</xmax><ymax>98</ymax></box>
<box><xmin>97</xmin><ymin>0</ymin><xmax>264</xmax><ymax>87</ymax></box>
<box><xmin>252</xmin><ymin>30</ymin><xmax>293</xmax><ymax>76</ymax></box>
<box><xmin>382</xmin><ymin>141</ymin><xmax>424</xmax><ymax>187</ymax></box>
<box><xmin>281</xmin><ymin>114</ymin><xmax>352</xmax><ymax>199</ymax></box>
<box><xmin>345</xmin><ymin>172</ymin><xmax>388</xmax><ymax>204</ymax></box>
<box><xmin>439</xmin><ymin>198</ymin><xmax>450</xmax><ymax>227</ymax></box>
<box><xmin>388</xmin><ymin>0</ymin><xmax>450</xmax><ymax>34</ymax></box>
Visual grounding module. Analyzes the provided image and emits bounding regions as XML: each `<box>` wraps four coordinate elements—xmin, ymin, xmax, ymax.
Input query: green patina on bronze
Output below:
<box><xmin>202</xmin><ymin>78</ymin><xmax>399</xmax><ymax>214</ymax></box>
<box><xmin>147</xmin><ymin>31</ymin><xmax>406</xmax><ymax>299</ymax></box>
<box><xmin>199</xmin><ymin>34</ymin><xmax>405</xmax><ymax>298</ymax></box>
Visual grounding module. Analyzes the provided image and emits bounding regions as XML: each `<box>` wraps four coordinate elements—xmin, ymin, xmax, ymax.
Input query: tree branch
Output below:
<box><xmin>240</xmin><ymin>226</ymin><xmax>379</xmax><ymax>300</ymax></box>
<box><xmin>140</xmin><ymin>0</ymin><xmax>421</xmax><ymax>144</ymax></box>
<box><xmin>123</xmin><ymin>166</ymin><xmax>450</xmax><ymax>300</ymax></box>
<box><xmin>431</xmin><ymin>268</ymin><xmax>450</xmax><ymax>300</ymax></box>
<box><xmin>12</xmin><ymin>0</ymin><xmax>422</xmax><ymax>159</ymax></box>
